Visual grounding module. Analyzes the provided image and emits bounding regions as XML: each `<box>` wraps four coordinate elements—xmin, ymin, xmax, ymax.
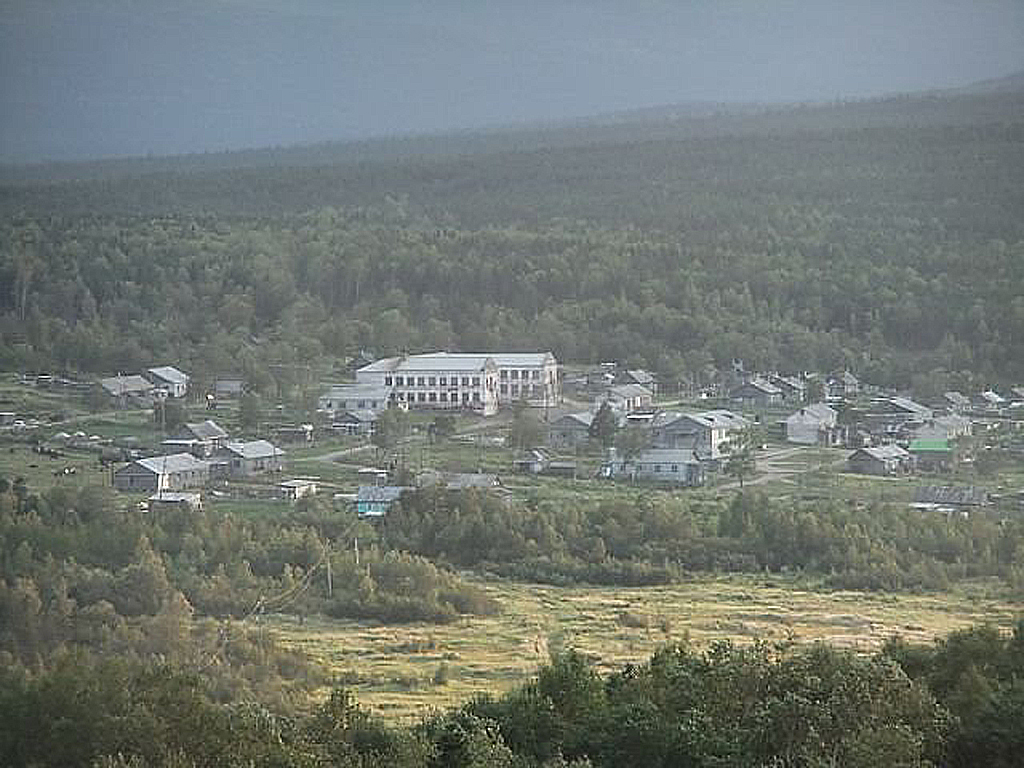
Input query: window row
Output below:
<box><xmin>390</xmin><ymin>391</ymin><xmax>482</xmax><ymax>403</ymax></box>
<box><xmin>384</xmin><ymin>375</ymin><xmax>484</xmax><ymax>387</ymax></box>
<box><xmin>499</xmin><ymin>369</ymin><xmax>543</xmax><ymax>380</ymax></box>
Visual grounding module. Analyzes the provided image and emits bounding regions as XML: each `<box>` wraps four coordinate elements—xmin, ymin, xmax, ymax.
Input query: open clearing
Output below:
<box><xmin>268</xmin><ymin>574</ymin><xmax>1021</xmax><ymax>721</ymax></box>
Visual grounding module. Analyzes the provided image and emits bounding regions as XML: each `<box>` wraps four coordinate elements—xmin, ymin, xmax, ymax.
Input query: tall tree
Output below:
<box><xmin>589</xmin><ymin>402</ymin><xmax>618</xmax><ymax>449</ymax></box>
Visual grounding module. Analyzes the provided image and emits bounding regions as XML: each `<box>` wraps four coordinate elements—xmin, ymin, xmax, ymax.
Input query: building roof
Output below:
<box><xmin>100</xmin><ymin>375</ymin><xmax>154</xmax><ymax>396</ymax></box>
<box><xmin>444</xmin><ymin>473</ymin><xmax>500</xmax><ymax>489</ymax></box>
<box><xmin>771</xmin><ymin>374</ymin><xmax>806</xmax><ymax>392</ymax></box>
<box><xmin>320</xmin><ymin>384</ymin><xmax>392</xmax><ymax>400</ymax></box>
<box><xmin>909</xmin><ymin>438</ymin><xmax>951</xmax><ymax>453</ymax></box>
<box><xmin>147</xmin><ymin>366</ymin><xmax>189</xmax><ymax>385</ymax></box>
<box><xmin>787</xmin><ymin>403</ymin><xmax>836</xmax><ymax>423</ymax></box>
<box><xmin>337</xmin><ymin>409</ymin><xmax>378</xmax><ymax>423</ymax></box>
<box><xmin>887</xmin><ymin>396</ymin><xmax>932</xmax><ymax>416</ymax></box>
<box><xmin>552</xmin><ymin>411</ymin><xmax>594</xmax><ymax>428</ymax></box>
<box><xmin>624</xmin><ymin>369</ymin><xmax>655</xmax><ymax>385</ymax></box>
<box><xmin>360</xmin><ymin>351</ymin><xmax>555</xmax><ymax>375</ymax></box>
<box><xmin>356</xmin><ymin>356</ymin><xmax>403</xmax><ymax>373</ymax></box>
<box><xmin>607</xmin><ymin>383</ymin><xmax>653</xmax><ymax>399</ymax></box>
<box><xmin>149</xmin><ymin>491</ymin><xmax>201</xmax><ymax>503</ymax></box>
<box><xmin>682</xmin><ymin>409</ymin><xmax>750</xmax><ymax>430</ymax></box>
<box><xmin>734</xmin><ymin>377</ymin><xmax>782</xmax><ymax>396</ymax></box>
<box><xmin>913</xmin><ymin>485</ymin><xmax>989</xmax><ymax>506</ymax></box>
<box><xmin>485</xmin><ymin>352</ymin><xmax>555</xmax><ymax>367</ymax></box>
<box><xmin>945</xmin><ymin>391</ymin><xmax>971</xmax><ymax>407</ymax></box>
<box><xmin>361</xmin><ymin>353</ymin><xmax>497</xmax><ymax>373</ymax></box>
<box><xmin>132</xmin><ymin>453</ymin><xmax>210</xmax><ymax>475</ymax></box>
<box><xmin>357</xmin><ymin>485</ymin><xmax>410</xmax><ymax>503</ymax></box>
<box><xmin>221</xmin><ymin>440</ymin><xmax>285</xmax><ymax>460</ymax></box>
<box><xmin>980</xmin><ymin>390</ymin><xmax>1006</xmax><ymax>404</ymax></box>
<box><xmin>631</xmin><ymin>448</ymin><xmax>701</xmax><ymax>465</ymax></box>
<box><xmin>279</xmin><ymin>479</ymin><xmax>317</xmax><ymax>489</ymax></box>
<box><xmin>854</xmin><ymin>445</ymin><xmax>910</xmax><ymax>461</ymax></box>
<box><xmin>183</xmin><ymin>420</ymin><xmax>228</xmax><ymax>440</ymax></box>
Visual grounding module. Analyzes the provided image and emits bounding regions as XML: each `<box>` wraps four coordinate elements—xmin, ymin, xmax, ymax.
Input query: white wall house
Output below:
<box><xmin>318</xmin><ymin>384</ymin><xmax>393</xmax><ymax>415</ymax></box>
<box><xmin>357</xmin><ymin>353</ymin><xmax>500</xmax><ymax>416</ymax></box>
<box><xmin>785</xmin><ymin>403</ymin><xmax>839</xmax><ymax>445</ymax></box>
<box><xmin>147</xmin><ymin>366</ymin><xmax>190</xmax><ymax>398</ymax></box>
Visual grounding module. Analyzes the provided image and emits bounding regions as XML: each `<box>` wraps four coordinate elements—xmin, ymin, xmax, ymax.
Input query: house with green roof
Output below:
<box><xmin>908</xmin><ymin>438</ymin><xmax>954</xmax><ymax>471</ymax></box>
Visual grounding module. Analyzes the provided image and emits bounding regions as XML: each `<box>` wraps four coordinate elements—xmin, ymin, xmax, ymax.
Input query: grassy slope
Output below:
<box><xmin>269</xmin><ymin>574</ymin><xmax>1019</xmax><ymax>721</ymax></box>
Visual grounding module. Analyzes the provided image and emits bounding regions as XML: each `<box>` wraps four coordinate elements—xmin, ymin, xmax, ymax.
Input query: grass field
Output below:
<box><xmin>268</xmin><ymin>574</ymin><xmax>1022</xmax><ymax>722</ymax></box>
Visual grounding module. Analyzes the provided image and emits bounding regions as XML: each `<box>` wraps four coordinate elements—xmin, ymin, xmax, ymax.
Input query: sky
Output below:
<box><xmin>1</xmin><ymin>0</ymin><xmax>1022</xmax><ymax>162</ymax></box>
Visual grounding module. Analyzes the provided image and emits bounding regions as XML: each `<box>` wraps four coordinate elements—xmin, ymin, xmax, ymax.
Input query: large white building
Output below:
<box><xmin>356</xmin><ymin>351</ymin><xmax>560</xmax><ymax>415</ymax></box>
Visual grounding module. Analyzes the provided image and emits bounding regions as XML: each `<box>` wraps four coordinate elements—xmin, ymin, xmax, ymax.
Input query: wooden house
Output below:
<box><xmin>846</xmin><ymin>445</ymin><xmax>912</xmax><ymax>476</ymax></box>
<box><xmin>114</xmin><ymin>453</ymin><xmax>210</xmax><ymax>492</ymax></box>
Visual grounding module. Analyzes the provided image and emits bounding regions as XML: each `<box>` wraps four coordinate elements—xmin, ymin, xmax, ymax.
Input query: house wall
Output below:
<box><xmin>496</xmin><ymin>360</ymin><xmax>560</xmax><ymax>406</ymax></box>
<box><xmin>366</xmin><ymin>367</ymin><xmax>499</xmax><ymax>415</ymax></box>
<box><xmin>547</xmin><ymin>423</ymin><xmax>589</xmax><ymax>450</ymax></box>
<box><xmin>114</xmin><ymin>467</ymin><xmax>159</xmax><ymax>492</ymax></box>
<box><xmin>612</xmin><ymin>459</ymin><xmax>703</xmax><ymax>486</ymax></box>
<box><xmin>786</xmin><ymin>420</ymin><xmax>821</xmax><ymax>445</ymax></box>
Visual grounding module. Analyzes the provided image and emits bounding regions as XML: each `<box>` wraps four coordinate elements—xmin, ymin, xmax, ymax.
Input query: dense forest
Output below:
<box><xmin>3</xmin><ymin>619</ymin><xmax>1022</xmax><ymax>767</ymax></box>
<box><xmin>2</xmin><ymin>82</ymin><xmax>1023</xmax><ymax>765</ymax></box>
<box><xmin>1</xmin><ymin>87</ymin><xmax>1023</xmax><ymax>386</ymax></box>
<box><xmin>3</xmin><ymin>474</ymin><xmax>1023</xmax><ymax>766</ymax></box>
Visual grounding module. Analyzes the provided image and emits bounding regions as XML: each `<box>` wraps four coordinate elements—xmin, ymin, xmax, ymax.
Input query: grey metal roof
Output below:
<box><xmin>221</xmin><ymin>440</ymin><xmax>284</xmax><ymax>460</ymax></box>
<box><xmin>625</xmin><ymin>369</ymin><xmax>655</xmax><ymax>384</ymax></box>
<box><xmin>134</xmin><ymin>453</ymin><xmax>210</xmax><ymax>475</ymax></box>
<box><xmin>321</xmin><ymin>384</ymin><xmax>391</xmax><ymax>400</ymax></box>
<box><xmin>856</xmin><ymin>445</ymin><xmax>909</xmax><ymax>461</ymax></box>
<box><xmin>608</xmin><ymin>383</ymin><xmax>652</xmax><ymax>399</ymax></box>
<box><xmin>632</xmin><ymin>448</ymin><xmax>701</xmax><ymax>464</ymax></box>
<box><xmin>888</xmin><ymin>396</ymin><xmax>932</xmax><ymax>416</ymax></box>
<box><xmin>735</xmin><ymin>378</ymin><xmax>782</xmax><ymax>395</ymax></box>
<box><xmin>149</xmin><ymin>491</ymin><xmax>201</xmax><ymax>503</ymax></box>
<box><xmin>553</xmin><ymin>411</ymin><xmax>594</xmax><ymax>428</ymax></box>
<box><xmin>337</xmin><ymin>409</ymin><xmax>378</xmax><ymax>423</ymax></box>
<box><xmin>681</xmin><ymin>410</ymin><xmax>750</xmax><ymax>430</ymax></box>
<box><xmin>945</xmin><ymin>391</ymin><xmax>971</xmax><ymax>407</ymax></box>
<box><xmin>913</xmin><ymin>485</ymin><xmax>989</xmax><ymax>506</ymax></box>
<box><xmin>360</xmin><ymin>351</ymin><xmax>554</xmax><ymax>374</ymax></box>
<box><xmin>148</xmin><ymin>366</ymin><xmax>189</xmax><ymax>385</ymax></box>
<box><xmin>100</xmin><ymin>375</ymin><xmax>153</xmax><ymax>395</ymax></box>
<box><xmin>787</xmin><ymin>403</ymin><xmax>836</xmax><ymax>423</ymax></box>
<box><xmin>357</xmin><ymin>485</ymin><xmax>410</xmax><ymax>503</ymax></box>
<box><xmin>184</xmin><ymin>420</ymin><xmax>228</xmax><ymax>440</ymax></box>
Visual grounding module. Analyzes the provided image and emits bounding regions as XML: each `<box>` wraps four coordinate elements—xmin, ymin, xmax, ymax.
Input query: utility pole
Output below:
<box><xmin>326</xmin><ymin>549</ymin><xmax>333</xmax><ymax>598</ymax></box>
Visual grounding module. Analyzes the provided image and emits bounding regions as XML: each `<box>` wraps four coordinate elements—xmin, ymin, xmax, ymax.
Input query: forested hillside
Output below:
<box><xmin>2</xmin><ymin>88</ymin><xmax>1023</xmax><ymax>387</ymax></box>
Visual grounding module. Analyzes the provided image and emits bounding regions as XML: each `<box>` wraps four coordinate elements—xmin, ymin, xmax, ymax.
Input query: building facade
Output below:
<box><xmin>356</xmin><ymin>351</ymin><xmax>560</xmax><ymax>413</ymax></box>
<box><xmin>357</xmin><ymin>354</ymin><xmax>501</xmax><ymax>415</ymax></box>
<box><xmin>113</xmin><ymin>453</ymin><xmax>210</xmax><ymax>492</ymax></box>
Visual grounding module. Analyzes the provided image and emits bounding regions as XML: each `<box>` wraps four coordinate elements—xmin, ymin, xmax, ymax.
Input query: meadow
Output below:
<box><xmin>268</xmin><ymin>573</ymin><xmax>1021</xmax><ymax>721</ymax></box>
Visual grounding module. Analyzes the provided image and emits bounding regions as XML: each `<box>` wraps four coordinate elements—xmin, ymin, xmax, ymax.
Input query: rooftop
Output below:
<box><xmin>100</xmin><ymin>375</ymin><xmax>153</xmax><ymax>395</ymax></box>
<box><xmin>135</xmin><ymin>453</ymin><xmax>210</xmax><ymax>474</ymax></box>
<box><xmin>357</xmin><ymin>485</ymin><xmax>411</xmax><ymax>503</ymax></box>
<box><xmin>221</xmin><ymin>440</ymin><xmax>284</xmax><ymax>460</ymax></box>
<box><xmin>183</xmin><ymin>420</ymin><xmax>228</xmax><ymax>440</ymax></box>
<box><xmin>856</xmin><ymin>445</ymin><xmax>910</xmax><ymax>461</ymax></box>
<box><xmin>148</xmin><ymin>366</ymin><xmax>189</xmax><ymax>385</ymax></box>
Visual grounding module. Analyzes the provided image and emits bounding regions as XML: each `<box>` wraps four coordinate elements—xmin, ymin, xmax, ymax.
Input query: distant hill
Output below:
<box><xmin>2</xmin><ymin>75</ymin><xmax>1023</xmax><ymax>187</ymax></box>
<box><xmin>951</xmin><ymin>69</ymin><xmax>1024</xmax><ymax>95</ymax></box>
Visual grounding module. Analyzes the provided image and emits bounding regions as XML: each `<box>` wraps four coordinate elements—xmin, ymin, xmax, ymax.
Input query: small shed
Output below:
<box><xmin>148</xmin><ymin>491</ymin><xmax>202</xmax><ymax>513</ymax></box>
<box><xmin>279</xmin><ymin>479</ymin><xmax>318</xmax><ymax>501</ymax></box>
<box><xmin>908</xmin><ymin>438</ymin><xmax>953</xmax><ymax>471</ymax></box>
<box><xmin>847</xmin><ymin>445</ymin><xmax>912</xmax><ymax>476</ymax></box>
<box><xmin>356</xmin><ymin>485</ymin><xmax>411</xmax><ymax>517</ymax></box>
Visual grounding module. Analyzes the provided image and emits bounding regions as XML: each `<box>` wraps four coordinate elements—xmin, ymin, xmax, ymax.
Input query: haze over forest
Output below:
<box><xmin>2</xmin><ymin>0</ymin><xmax>1023</xmax><ymax>163</ymax></box>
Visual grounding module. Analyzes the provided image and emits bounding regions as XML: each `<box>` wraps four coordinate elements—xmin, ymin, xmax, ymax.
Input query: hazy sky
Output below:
<box><xmin>1</xmin><ymin>0</ymin><xmax>1022</xmax><ymax>162</ymax></box>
